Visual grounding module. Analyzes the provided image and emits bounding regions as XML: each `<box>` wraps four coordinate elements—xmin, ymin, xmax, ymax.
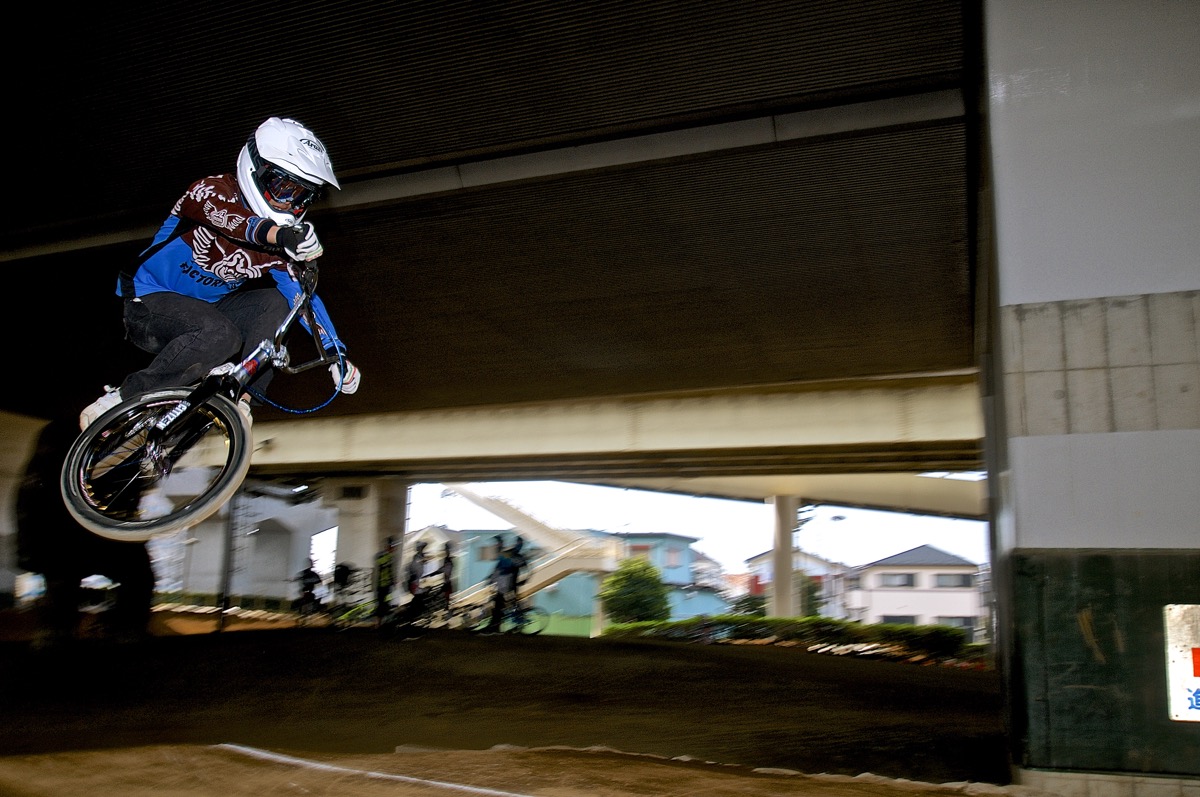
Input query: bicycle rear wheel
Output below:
<box><xmin>332</xmin><ymin>601</ymin><xmax>376</xmax><ymax>631</ymax></box>
<box><xmin>461</xmin><ymin>604</ymin><xmax>492</xmax><ymax>633</ymax></box>
<box><xmin>511</xmin><ymin>605</ymin><xmax>550</xmax><ymax>635</ymax></box>
<box><xmin>61</xmin><ymin>388</ymin><xmax>252</xmax><ymax>542</ymax></box>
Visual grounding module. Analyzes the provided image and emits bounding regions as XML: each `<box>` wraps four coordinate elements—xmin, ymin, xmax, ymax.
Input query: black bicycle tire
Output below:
<box><xmin>517</xmin><ymin>605</ymin><xmax>550</xmax><ymax>635</ymax></box>
<box><xmin>61</xmin><ymin>389</ymin><xmax>251</xmax><ymax>542</ymax></box>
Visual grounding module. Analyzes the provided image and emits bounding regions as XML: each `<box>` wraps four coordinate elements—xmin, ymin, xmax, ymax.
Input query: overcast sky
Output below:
<box><xmin>405</xmin><ymin>481</ymin><xmax>989</xmax><ymax>573</ymax></box>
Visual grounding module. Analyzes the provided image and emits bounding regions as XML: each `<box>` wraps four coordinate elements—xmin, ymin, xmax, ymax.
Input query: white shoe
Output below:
<box><xmin>80</xmin><ymin>386</ymin><xmax>122</xmax><ymax>430</ymax></box>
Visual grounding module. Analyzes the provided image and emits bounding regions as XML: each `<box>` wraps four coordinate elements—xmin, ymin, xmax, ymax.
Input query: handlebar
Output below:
<box><xmin>271</xmin><ymin>258</ymin><xmax>343</xmax><ymax>376</ymax></box>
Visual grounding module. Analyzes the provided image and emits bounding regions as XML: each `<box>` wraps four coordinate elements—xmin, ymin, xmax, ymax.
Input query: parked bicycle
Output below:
<box><xmin>60</xmin><ymin>259</ymin><xmax>348</xmax><ymax>542</ymax></box>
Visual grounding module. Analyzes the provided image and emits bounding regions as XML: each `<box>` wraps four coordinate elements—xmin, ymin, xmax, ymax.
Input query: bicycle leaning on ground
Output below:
<box><xmin>60</xmin><ymin>258</ymin><xmax>350</xmax><ymax>543</ymax></box>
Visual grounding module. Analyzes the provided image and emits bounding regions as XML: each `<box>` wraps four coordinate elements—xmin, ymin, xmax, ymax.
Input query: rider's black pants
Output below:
<box><xmin>489</xmin><ymin>589</ymin><xmax>509</xmax><ymax>628</ymax></box>
<box><xmin>120</xmin><ymin>287</ymin><xmax>288</xmax><ymax>398</ymax></box>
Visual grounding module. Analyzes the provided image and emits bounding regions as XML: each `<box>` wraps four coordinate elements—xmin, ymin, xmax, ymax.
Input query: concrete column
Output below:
<box><xmin>986</xmin><ymin>2</ymin><xmax>1199</xmax><ymax>788</ymax></box>
<box><xmin>769</xmin><ymin>496</ymin><xmax>799</xmax><ymax>617</ymax></box>
<box><xmin>323</xmin><ymin>477</ymin><xmax>410</xmax><ymax>574</ymax></box>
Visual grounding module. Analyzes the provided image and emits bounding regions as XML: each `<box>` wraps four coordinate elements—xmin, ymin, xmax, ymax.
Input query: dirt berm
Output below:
<box><xmin>0</xmin><ymin>623</ymin><xmax>1017</xmax><ymax>796</ymax></box>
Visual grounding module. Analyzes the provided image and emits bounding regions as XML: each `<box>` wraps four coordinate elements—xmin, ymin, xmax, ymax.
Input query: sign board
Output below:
<box><xmin>1164</xmin><ymin>604</ymin><xmax>1200</xmax><ymax>722</ymax></box>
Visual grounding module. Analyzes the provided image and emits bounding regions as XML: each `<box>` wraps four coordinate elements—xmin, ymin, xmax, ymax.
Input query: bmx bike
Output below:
<box><xmin>60</xmin><ymin>259</ymin><xmax>348</xmax><ymax>543</ymax></box>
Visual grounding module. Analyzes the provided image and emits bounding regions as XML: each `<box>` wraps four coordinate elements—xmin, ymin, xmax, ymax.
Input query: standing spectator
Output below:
<box><xmin>373</xmin><ymin>537</ymin><xmax>398</xmax><ymax>629</ymax></box>
<box><xmin>401</xmin><ymin>540</ymin><xmax>431</xmax><ymax>622</ymax></box>
<box><xmin>330</xmin><ymin>561</ymin><xmax>358</xmax><ymax>614</ymax></box>
<box><xmin>435</xmin><ymin>542</ymin><xmax>455</xmax><ymax>613</ymax></box>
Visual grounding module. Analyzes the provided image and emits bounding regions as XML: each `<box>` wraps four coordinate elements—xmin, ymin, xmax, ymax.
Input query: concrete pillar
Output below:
<box><xmin>769</xmin><ymin>495</ymin><xmax>799</xmax><ymax>617</ymax></box>
<box><xmin>323</xmin><ymin>476</ymin><xmax>410</xmax><ymax>575</ymax></box>
<box><xmin>986</xmin><ymin>2</ymin><xmax>1199</xmax><ymax>788</ymax></box>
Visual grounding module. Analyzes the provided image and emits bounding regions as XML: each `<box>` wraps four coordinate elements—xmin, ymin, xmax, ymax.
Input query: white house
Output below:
<box><xmin>844</xmin><ymin>544</ymin><xmax>988</xmax><ymax>643</ymax></box>
<box><xmin>744</xmin><ymin>547</ymin><xmax>853</xmax><ymax>619</ymax></box>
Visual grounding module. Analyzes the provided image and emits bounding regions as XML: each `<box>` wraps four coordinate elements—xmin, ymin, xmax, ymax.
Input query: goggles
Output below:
<box><xmin>248</xmin><ymin>139</ymin><xmax>324</xmax><ymax>214</ymax></box>
<box><xmin>260</xmin><ymin>164</ymin><xmax>321</xmax><ymax>212</ymax></box>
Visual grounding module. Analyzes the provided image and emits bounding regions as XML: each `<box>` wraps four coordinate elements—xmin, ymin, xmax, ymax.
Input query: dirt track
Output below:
<box><xmin>0</xmin><ymin>617</ymin><xmax>1028</xmax><ymax>796</ymax></box>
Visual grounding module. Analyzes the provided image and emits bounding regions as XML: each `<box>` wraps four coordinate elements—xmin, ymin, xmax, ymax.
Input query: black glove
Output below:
<box><xmin>276</xmin><ymin>222</ymin><xmax>323</xmax><ymax>262</ymax></box>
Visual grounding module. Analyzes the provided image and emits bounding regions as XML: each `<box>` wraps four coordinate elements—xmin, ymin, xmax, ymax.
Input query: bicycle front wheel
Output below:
<box><xmin>61</xmin><ymin>388</ymin><xmax>252</xmax><ymax>542</ymax></box>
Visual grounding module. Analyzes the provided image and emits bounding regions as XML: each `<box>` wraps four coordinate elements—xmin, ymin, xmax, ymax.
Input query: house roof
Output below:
<box><xmin>613</xmin><ymin>531</ymin><xmax>700</xmax><ymax>544</ymax></box>
<box><xmin>859</xmin><ymin>544</ymin><xmax>976</xmax><ymax>569</ymax></box>
<box><xmin>744</xmin><ymin>547</ymin><xmax>847</xmax><ymax>570</ymax></box>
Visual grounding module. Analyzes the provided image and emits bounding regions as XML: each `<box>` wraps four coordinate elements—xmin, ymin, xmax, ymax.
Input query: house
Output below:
<box><xmin>613</xmin><ymin>531</ymin><xmax>729</xmax><ymax>620</ymax></box>
<box><xmin>743</xmin><ymin>547</ymin><xmax>854</xmax><ymax>619</ymax></box>
<box><xmin>690</xmin><ymin>549</ymin><xmax>726</xmax><ymax>592</ymax></box>
<box><xmin>844</xmin><ymin>544</ymin><xmax>988</xmax><ymax>643</ymax></box>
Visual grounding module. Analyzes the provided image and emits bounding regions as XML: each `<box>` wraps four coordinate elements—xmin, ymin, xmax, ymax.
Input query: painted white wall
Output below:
<box><xmin>987</xmin><ymin>0</ymin><xmax>1200</xmax><ymax>306</ymax></box>
<box><xmin>1011</xmin><ymin>432</ymin><xmax>1200</xmax><ymax>548</ymax></box>
<box><xmin>987</xmin><ymin>0</ymin><xmax>1200</xmax><ymax>552</ymax></box>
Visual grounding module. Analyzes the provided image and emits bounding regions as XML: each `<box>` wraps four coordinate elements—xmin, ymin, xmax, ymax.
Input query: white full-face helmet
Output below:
<box><xmin>236</xmin><ymin>117</ymin><xmax>340</xmax><ymax>225</ymax></box>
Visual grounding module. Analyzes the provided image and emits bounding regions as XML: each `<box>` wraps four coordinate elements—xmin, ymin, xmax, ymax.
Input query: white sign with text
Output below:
<box><xmin>1164</xmin><ymin>604</ymin><xmax>1200</xmax><ymax>722</ymax></box>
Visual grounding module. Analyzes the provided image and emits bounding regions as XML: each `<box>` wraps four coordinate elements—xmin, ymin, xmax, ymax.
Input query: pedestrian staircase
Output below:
<box><xmin>441</xmin><ymin>483</ymin><xmax>622</xmax><ymax>610</ymax></box>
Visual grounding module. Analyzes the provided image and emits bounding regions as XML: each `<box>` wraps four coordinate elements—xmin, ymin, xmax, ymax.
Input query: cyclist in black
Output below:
<box><xmin>481</xmin><ymin>535</ymin><xmax>527</xmax><ymax>634</ymax></box>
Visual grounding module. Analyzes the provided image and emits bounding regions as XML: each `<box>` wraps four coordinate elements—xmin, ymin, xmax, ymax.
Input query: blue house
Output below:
<box><xmin>610</xmin><ymin>531</ymin><xmax>728</xmax><ymax>619</ymax></box>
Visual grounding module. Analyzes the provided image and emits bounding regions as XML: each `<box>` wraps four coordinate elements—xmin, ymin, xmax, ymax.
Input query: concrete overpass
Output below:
<box><xmin>246</xmin><ymin>375</ymin><xmax>986</xmax><ymax>518</ymax></box>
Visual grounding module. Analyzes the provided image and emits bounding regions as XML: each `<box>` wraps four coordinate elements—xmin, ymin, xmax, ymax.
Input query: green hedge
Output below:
<box><xmin>601</xmin><ymin>614</ymin><xmax>985</xmax><ymax>664</ymax></box>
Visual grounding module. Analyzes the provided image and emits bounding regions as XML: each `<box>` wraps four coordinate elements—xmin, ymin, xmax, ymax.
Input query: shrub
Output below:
<box><xmin>600</xmin><ymin>614</ymin><xmax>978</xmax><ymax>665</ymax></box>
<box><xmin>598</xmin><ymin>559</ymin><xmax>671</xmax><ymax>623</ymax></box>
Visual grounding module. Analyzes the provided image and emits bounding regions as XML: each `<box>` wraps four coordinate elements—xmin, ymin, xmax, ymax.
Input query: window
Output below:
<box><xmin>845</xmin><ymin>575</ymin><xmax>860</xmax><ymax>590</ymax></box>
<box><xmin>880</xmin><ymin>615</ymin><xmax>917</xmax><ymax>625</ymax></box>
<box><xmin>879</xmin><ymin>573</ymin><xmax>915</xmax><ymax>588</ymax></box>
<box><xmin>665</xmin><ymin>547</ymin><xmax>682</xmax><ymax>568</ymax></box>
<box><xmin>629</xmin><ymin>544</ymin><xmax>652</xmax><ymax>561</ymax></box>
<box><xmin>935</xmin><ymin>573</ymin><xmax>975</xmax><ymax>588</ymax></box>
